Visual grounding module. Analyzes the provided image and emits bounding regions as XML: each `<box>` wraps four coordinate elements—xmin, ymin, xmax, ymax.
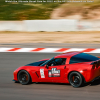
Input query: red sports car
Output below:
<box><xmin>13</xmin><ymin>52</ymin><xmax>100</xmax><ymax>88</ymax></box>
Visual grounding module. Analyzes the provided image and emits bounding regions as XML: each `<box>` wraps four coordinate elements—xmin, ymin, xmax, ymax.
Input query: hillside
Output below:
<box><xmin>0</xmin><ymin>0</ymin><xmax>100</xmax><ymax>20</ymax></box>
<box><xmin>51</xmin><ymin>0</ymin><xmax>100</xmax><ymax>20</ymax></box>
<box><xmin>0</xmin><ymin>0</ymin><xmax>63</xmax><ymax>20</ymax></box>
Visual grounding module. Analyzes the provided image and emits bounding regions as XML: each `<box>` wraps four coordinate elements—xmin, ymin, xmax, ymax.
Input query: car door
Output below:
<box><xmin>39</xmin><ymin>58</ymin><xmax>67</xmax><ymax>82</ymax></box>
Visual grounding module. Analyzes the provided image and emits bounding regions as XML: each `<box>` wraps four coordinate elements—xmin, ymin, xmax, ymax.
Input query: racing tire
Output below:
<box><xmin>68</xmin><ymin>72</ymin><xmax>83</xmax><ymax>88</ymax></box>
<box><xmin>18</xmin><ymin>70</ymin><xmax>31</xmax><ymax>85</ymax></box>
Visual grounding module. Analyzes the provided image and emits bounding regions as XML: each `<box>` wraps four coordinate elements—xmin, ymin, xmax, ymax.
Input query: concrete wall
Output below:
<box><xmin>77</xmin><ymin>20</ymin><xmax>100</xmax><ymax>31</ymax></box>
<box><xmin>0</xmin><ymin>21</ymin><xmax>24</xmax><ymax>31</ymax></box>
<box><xmin>0</xmin><ymin>20</ymin><xmax>100</xmax><ymax>32</ymax></box>
<box><xmin>23</xmin><ymin>20</ymin><xmax>77</xmax><ymax>32</ymax></box>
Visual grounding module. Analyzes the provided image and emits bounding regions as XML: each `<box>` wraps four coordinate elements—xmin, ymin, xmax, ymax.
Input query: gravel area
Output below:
<box><xmin>0</xmin><ymin>31</ymin><xmax>100</xmax><ymax>43</ymax></box>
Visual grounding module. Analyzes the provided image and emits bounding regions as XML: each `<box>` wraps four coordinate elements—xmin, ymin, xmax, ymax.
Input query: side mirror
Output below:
<box><xmin>45</xmin><ymin>65</ymin><xmax>48</xmax><ymax>69</ymax></box>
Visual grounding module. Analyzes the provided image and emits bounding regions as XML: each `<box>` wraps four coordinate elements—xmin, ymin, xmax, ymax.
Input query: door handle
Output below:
<box><xmin>64</xmin><ymin>66</ymin><xmax>66</xmax><ymax>69</ymax></box>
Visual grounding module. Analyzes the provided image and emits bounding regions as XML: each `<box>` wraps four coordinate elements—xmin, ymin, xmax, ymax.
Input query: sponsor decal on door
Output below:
<box><xmin>48</xmin><ymin>68</ymin><xmax>60</xmax><ymax>77</ymax></box>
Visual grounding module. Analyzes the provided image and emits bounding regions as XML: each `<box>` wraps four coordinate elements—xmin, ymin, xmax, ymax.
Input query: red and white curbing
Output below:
<box><xmin>0</xmin><ymin>48</ymin><xmax>100</xmax><ymax>53</ymax></box>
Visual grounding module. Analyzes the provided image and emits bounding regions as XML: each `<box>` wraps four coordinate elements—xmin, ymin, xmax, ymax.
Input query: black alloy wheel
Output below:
<box><xmin>18</xmin><ymin>70</ymin><xmax>31</xmax><ymax>85</ymax></box>
<box><xmin>68</xmin><ymin>72</ymin><xmax>83</xmax><ymax>88</ymax></box>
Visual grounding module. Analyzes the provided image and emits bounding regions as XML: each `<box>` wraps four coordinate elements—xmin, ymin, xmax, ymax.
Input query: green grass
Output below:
<box><xmin>0</xmin><ymin>0</ymin><xmax>100</xmax><ymax>20</ymax></box>
<box><xmin>0</xmin><ymin>0</ymin><xmax>63</xmax><ymax>20</ymax></box>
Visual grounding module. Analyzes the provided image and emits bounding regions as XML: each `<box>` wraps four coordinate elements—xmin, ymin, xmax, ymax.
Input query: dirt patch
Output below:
<box><xmin>51</xmin><ymin>2</ymin><xmax>100</xmax><ymax>20</ymax></box>
<box><xmin>0</xmin><ymin>31</ymin><xmax>100</xmax><ymax>43</ymax></box>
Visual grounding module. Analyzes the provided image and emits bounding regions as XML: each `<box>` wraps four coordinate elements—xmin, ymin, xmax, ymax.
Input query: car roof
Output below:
<box><xmin>55</xmin><ymin>52</ymin><xmax>81</xmax><ymax>58</ymax></box>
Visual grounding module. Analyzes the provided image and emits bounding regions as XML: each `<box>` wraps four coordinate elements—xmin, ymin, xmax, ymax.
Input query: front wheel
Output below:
<box><xmin>68</xmin><ymin>72</ymin><xmax>84</xmax><ymax>88</ymax></box>
<box><xmin>18</xmin><ymin>70</ymin><xmax>31</xmax><ymax>85</ymax></box>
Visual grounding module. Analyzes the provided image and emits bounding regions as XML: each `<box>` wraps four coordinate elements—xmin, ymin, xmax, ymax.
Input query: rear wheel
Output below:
<box><xmin>68</xmin><ymin>72</ymin><xmax>83</xmax><ymax>88</ymax></box>
<box><xmin>18</xmin><ymin>70</ymin><xmax>31</xmax><ymax>85</ymax></box>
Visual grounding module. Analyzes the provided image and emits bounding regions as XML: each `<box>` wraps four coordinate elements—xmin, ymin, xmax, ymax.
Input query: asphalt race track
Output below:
<box><xmin>0</xmin><ymin>52</ymin><xmax>100</xmax><ymax>100</ymax></box>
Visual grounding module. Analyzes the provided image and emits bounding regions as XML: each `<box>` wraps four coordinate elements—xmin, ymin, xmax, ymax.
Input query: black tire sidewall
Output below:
<box><xmin>69</xmin><ymin>72</ymin><xmax>83</xmax><ymax>88</ymax></box>
<box><xmin>18</xmin><ymin>70</ymin><xmax>30</xmax><ymax>85</ymax></box>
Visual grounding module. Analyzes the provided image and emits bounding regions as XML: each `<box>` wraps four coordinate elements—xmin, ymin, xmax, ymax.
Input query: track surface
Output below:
<box><xmin>0</xmin><ymin>53</ymin><xmax>100</xmax><ymax>100</ymax></box>
<box><xmin>0</xmin><ymin>43</ymin><xmax>100</xmax><ymax>48</ymax></box>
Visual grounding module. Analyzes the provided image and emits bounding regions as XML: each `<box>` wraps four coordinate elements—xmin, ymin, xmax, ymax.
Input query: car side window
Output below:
<box><xmin>47</xmin><ymin>58</ymin><xmax>66</xmax><ymax>66</ymax></box>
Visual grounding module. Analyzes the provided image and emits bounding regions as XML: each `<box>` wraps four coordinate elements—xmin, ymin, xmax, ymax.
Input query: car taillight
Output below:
<box><xmin>91</xmin><ymin>60</ymin><xmax>100</xmax><ymax>69</ymax></box>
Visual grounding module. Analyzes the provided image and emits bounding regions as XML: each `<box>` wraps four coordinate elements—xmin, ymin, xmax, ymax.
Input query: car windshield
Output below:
<box><xmin>26</xmin><ymin>60</ymin><xmax>48</xmax><ymax>66</ymax></box>
<box><xmin>40</xmin><ymin>57</ymin><xmax>54</xmax><ymax>66</ymax></box>
<box><xmin>69</xmin><ymin>53</ymin><xmax>99</xmax><ymax>64</ymax></box>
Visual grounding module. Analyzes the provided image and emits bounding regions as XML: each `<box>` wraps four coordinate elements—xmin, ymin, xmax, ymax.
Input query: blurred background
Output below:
<box><xmin>0</xmin><ymin>0</ymin><xmax>100</xmax><ymax>43</ymax></box>
<box><xmin>1</xmin><ymin>0</ymin><xmax>100</xmax><ymax>20</ymax></box>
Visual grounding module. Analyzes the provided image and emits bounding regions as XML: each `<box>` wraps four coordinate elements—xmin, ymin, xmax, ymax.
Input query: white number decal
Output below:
<box><xmin>40</xmin><ymin>69</ymin><xmax>45</xmax><ymax>78</ymax></box>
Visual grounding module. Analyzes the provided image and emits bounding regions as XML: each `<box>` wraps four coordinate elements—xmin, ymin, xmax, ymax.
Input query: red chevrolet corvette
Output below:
<box><xmin>13</xmin><ymin>52</ymin><xmax>100</xmax><ymax>88</ymax></box>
